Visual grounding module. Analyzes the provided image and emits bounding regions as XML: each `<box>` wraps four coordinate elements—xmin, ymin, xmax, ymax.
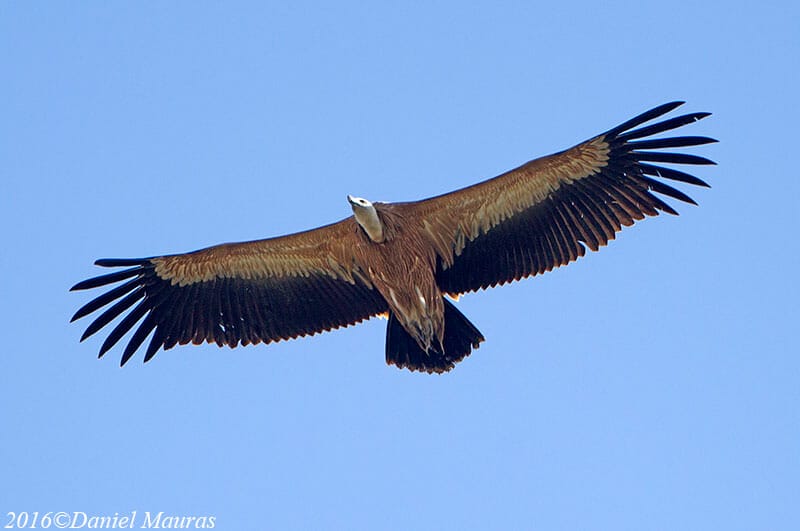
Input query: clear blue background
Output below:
<box><xmin>2</xmin><ymin>2</ymin><xmax>797</xmax><ymax>529</ymax></box>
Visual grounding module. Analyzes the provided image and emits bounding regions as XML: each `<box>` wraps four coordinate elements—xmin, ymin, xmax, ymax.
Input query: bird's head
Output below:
<box><xmin>347</xmin><ymin>195</ymin><xmax>373</xmax><ymax>210</ymax></box>
<box><xmin>347</xmin><ymin>195</ymin><xmax>385</xmax><ymax>243</ymax></box>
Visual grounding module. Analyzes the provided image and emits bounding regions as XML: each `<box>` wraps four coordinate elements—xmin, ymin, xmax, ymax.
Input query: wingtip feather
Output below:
<box><xmin>95</xmin><ymin>258</ymin><xmax>150</xmax><ymax>267</ymax></box>
<box><xmin>71</xmin><ymin>268</ymin><xmax>142</xmax><ymax>291</ymax></box>
<box><xmin>120</xmin><ymin>353</ymin><xmax>133</xmax><ymax>367</ymax></box>
<box><xmin>604</xmin><ymin>101</ymin><xmax>688</xmax><ymax>138</ymax></box>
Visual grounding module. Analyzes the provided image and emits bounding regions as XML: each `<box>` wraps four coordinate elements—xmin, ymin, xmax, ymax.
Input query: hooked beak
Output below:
<box><xmin>347</xmin><ymin>195</ymin><xmax>358</xmax><ymax>206</ymax></box>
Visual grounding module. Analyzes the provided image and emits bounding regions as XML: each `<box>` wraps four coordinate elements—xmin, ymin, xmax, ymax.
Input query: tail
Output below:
<box><xmin>385</xmin><ymin>298</ymin><xmax>485</xmax><ymax>374</ymax></box>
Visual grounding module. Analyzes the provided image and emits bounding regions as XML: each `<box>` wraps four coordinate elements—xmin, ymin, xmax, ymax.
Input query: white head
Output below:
<box><xmin>347</xmin><ymin>195</ymin><xmax>385</xmax><ymax>243</ymax></box>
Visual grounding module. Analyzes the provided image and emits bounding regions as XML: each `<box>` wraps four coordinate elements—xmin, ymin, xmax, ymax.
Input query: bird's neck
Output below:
<box><xmin>354</xmin><ymin>206</ymin><xmax>385</xmax><ymax>243</ymax></box>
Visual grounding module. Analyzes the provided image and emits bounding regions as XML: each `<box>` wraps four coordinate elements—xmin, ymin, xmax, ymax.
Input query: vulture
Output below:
<box><xmin>71</xmin><ymin>101</ymin><xmax>716</xmax><ymax>373</ymax></box>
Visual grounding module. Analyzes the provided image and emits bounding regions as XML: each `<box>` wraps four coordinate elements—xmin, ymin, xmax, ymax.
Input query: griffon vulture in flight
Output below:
<box><xmin>71</xmin><ymin>102</ymin><xmax>715</xmax><ymax>373</ymax></box>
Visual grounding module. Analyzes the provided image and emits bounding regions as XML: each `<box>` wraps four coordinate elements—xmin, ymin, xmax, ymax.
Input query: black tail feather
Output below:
<box><xmin>385</xmin><ymin>299</ymin><xmax>484</xmax><ymax>374</ymax></box>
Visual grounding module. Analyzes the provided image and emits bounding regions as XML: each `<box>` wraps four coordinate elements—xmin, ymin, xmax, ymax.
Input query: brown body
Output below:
<box><xmin>71</xmin><ymin>102</ymin><xmax>716</xmax><ymax>373</ymax></box>
<box><xmin>352</xmin><ymin>205</ymin><xmax>445</xmax><ymax>353</ymax></box>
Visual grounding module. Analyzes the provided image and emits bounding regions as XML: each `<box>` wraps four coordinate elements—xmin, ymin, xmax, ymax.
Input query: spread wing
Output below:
<box><xmin>409</xmin><ymin>102</ymin><xmax>716</xmax><ymax>295</ymax></box>
<box><xmin>71</xmin><ymin>218</ymin><xmax>388</xmax><ymax>366</ymax></box>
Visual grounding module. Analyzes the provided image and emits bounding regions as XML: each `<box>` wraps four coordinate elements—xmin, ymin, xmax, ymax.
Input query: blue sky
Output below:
<box><xmin>2</xmin><ymin>1</ymin><xmax>798</xmax><ymax>529</ymax></box>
